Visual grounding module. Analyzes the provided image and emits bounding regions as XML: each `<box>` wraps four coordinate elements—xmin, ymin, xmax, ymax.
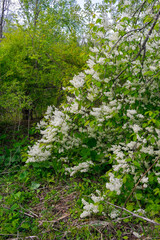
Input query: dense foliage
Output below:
<box><xmin>0</xmin><ymin>0</ymin><xmax>88</xmax><ymax>121</ymax></box>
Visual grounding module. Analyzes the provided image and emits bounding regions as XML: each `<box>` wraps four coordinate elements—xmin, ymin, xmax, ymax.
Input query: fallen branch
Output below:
<box><xmin>105</xmin><ymin>201</ymin><xmax>160</xmax><ymax>225</ymax></box>
<box><xmin>38</xmin><ymin>213</ymin><xmax>70</xmax><ymax>226</ymax></box>
<box><xmin>0</xmin><ymin>234</ymin><xmax>21</xmax><ymax>236</ymax></box>
<box><xmin>77</xmin><ymin>220</ymin><xmax>111</xmax><ymax>228</ymax></box>
<box><xmin>20</xmin><ymin>205</ymin><xmax>39</xmax><ymax>218</ymax></box>
<box><xmin>25</xmin><ymin>236</ymin><xmax>39</xmax><ymax>239</ymax></box>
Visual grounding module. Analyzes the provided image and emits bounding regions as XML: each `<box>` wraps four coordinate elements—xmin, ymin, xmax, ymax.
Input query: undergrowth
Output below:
<box><xmin>0</xmin><ymin>123</ymin><xmax>160</xmax><ymax>240</ymax></box>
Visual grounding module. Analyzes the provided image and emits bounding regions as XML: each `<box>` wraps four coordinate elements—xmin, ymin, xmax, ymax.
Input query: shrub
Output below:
<box><xmin>26</xmin><ymin>0</ymin><xmax>160</xmax><ymax>224</ymax></box>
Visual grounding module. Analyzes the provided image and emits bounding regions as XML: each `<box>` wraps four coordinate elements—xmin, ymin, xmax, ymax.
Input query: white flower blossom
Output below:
<box><xmin>85</xmin><ymin>69</ymin><xmax>95</xmax><ymax>75</ymax></box>
<box><xmin>131</xmin><ymin>124</ymin><xmax>142</xmax><ymax>133</ymax></box>
<box><xmin>65</xmin><ymin>161</ymin><xmax>94</xmax><ymax>176</ymax></box>
<box><xmin>133</xmin><ymin>232</ymin><xmax>142</xmax><ymax>238</ymax></box>
<box><xmin>70</xmin><ymin>73</ymin><xmax>85</xmax><ymax>88</ymax></box>
<box><xmin>80</xmin><ymin>198</ymin><xmax>99</xmax><ymax>218</ymax></box>
<box><xmin>140</xmin><ymin>146</ymin><xmax>154</xmax><ymax>155</ymax></box>
<box><xmin>91</xmin><ymin>193</ymin><xmax>104</xmax><ymax>203</ymax></box>
<box><xmin>80</xmin><ymin>210</ymin><xmax>91</xmax><ymax>218</ymax></box>
<box><xmin>110</xmin><ymin>209</ymin><xmax>120</xmax><ymax>219</ymax></box>
<box><xmin>127</xmin><ymin>141</ymin><xmax>137</xmax><ymax>149</ymax></box>
<box><xmin>106</xmin><ymin>173</ymin><xmax>123</xmax><ymax>195</ymax></box>
<box><xmin>89</xmin><ymin>46</ymin><xmax>99</xmax><ymax>53</ymax></box>
<box><xmin>141</xmin><ymin>176</ymin><xmax>148</xmax><ymax>183</ymax></box>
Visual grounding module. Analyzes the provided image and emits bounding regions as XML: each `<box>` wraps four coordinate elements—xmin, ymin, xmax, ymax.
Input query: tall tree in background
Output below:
<box><xmin>18</xmin><ymin>0</ymin><xmax>51</xmax><ymax>28</ymax></box>
<box><xmin>0</xmin><ymin>0</ymin><xmax>11</xmax><ymax>39</ymax></box>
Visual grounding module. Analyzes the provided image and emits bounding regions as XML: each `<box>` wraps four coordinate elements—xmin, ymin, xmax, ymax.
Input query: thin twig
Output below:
<box><xmin>113</xmin><ymin>66</ymin><xmax>128</xmax><ymax>81</ymax></box>
<box><xmin>20</xmin><ymin>205</ymin><xmax>39</xmax><ymax>218</ymax></box>
<box><xmin>132</xmin><ymin>1</ymin><xmax>147</xmax><ymax>18</ymax></box>
<box><xmin>89</xmin><ymin>224</ymin><xmax>104</xmax><ymax>240</ymax></box>
<box><xmin>114</xmin><ymin>215</ymin><xmax>132</xmax><ymax>222</ymax></box>
<box><xmin>38</xmin><ymin>213</ymin><xmax>70</xmax><ymax>226</ymax></box>
<box><xmin>2</xmin><ymin>205</ymin><xmax>36</xmax><ymax>218</ymax></box>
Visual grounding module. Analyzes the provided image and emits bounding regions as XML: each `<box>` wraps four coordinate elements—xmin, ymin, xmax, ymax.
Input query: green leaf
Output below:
<box><xmin>133</xmin><ymin>134</ymin><xmax>137</xmax><ymax>141</ymax></box>
<box><xmin>153</xmin><ymin>188</ymin><xmax>160</xmax><ymax>195</ymax></box>
<box><xmin>126</xmin><ymin>203</ymin><xmax>134</xmax><ymax>211</ymax></box>
<box><xmin>21</xmin><ymin>222</ymin><xmax>30</xmax><ymax>229</ymax></box>
<box><xmin>123</xmin><ymin>236</ymin><xmax>129</xmax><ymax>239</ymax></box>
<box><xmin>75</xmin><ymin>90</ymin><xmax>79</xmax><ymax>97</ymax></box>
<box><xmin>84</xmin><ymin>120</ymin><xmax>90</xmax><ymax>126</ymax></box>
<box><xmin>90</xmin><ymin>120</ymin><xmax>95</xmax><ymax>127</ymax></box>
<box><xmin>14</xmin><ymin>191</ymin><xmax>22</xmax><ymax>199</ymax></box>
<box><xmin>98</xmin><ymin>204</ymin><xmax>103</xmax><ymax>213</ymax></box>
<box><xmin>135</xmin><ymin>193</ymin><xmax>142</xmax><ymax>200</ymax></box>
<box><xmin>19</xmin><ymin>171</ymin><xmax>28</xmax><ymax>180</ymax></box>
<box><xmin>133</xmin><ymin>161</ymin><xmax>141</xmax><ymax>168</ymax></box>
<box><xmin>143</xmin><ymin>71</ymin><xmax>153</xmax><ymax>76</ymax></box>
<box><xmin>11</xmin><ymin>204</ymin><xmax>19</xmax><ymax>211</ymax></box>
<box><xmin>150</xmin><ymin>137</ymin><xmax>155</xmax><ymax>144</ymax></box>
<box><xmin>96</xmin><ymin>18</ymin><xmax>102</xmax><ymax>24</ymax></box>
<box><xmin>30</xmin><ymin>182</ymin><xmax>41</xmax><ymax>190</ymax></box>
<box><xmin>123</xmin><ymin>175</ymin><xmax>127</xmax><ymax>183</ymax></box>
<box><xmin>12</xmin><ymin>219</ymin><xmax>19</xmax><ymax>228</ymax></box>
<box><xmin>95</xmin><ymin>81</ymin><xmax>101</xmax><ymax>87</ymax></box>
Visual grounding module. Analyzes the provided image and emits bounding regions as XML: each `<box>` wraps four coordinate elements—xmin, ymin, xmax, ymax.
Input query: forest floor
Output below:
<box><xmin>0</xmin><ymin>122</ymin><xmax>160</xmax><ymax>240</ymax></box>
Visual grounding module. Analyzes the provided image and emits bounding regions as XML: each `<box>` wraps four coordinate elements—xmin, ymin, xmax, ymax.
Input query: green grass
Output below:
<box><xmin>0</xmin><ymin>166</ymin><xmax>160</xmax><ymax>240</ymax></box>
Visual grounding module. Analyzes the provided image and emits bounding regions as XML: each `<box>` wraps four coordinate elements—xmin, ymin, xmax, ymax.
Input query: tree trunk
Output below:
<box><xmin>0</xmin><ymin>0</ymin><xmax>10</xmax><ymax>40</ymax></box>
<box><xmin>0</xmin><ymin>0</ymin><xmax>5</xmax><ymax>39</ymax></box>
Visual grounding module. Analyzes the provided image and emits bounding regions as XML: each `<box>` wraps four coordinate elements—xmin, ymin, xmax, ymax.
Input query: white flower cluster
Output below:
<box><xmin>65</xmin><ymin>161</ymin><xmax>94</xmax><ymax>176</ymax></box>
<box><xmin>26</xmin><ymin>142</ymin><xmax>52</xmax><ymax>163</ymax></box>
<box><xmin>27</xmin><ymin>107</ymin><xmax>70</xmax><ymax>163</ymax></box>
<box><xmin>91</xmin><ymin>191</ymin><xmax>104</xmax><ymax>203</ymax></box>
<box><xmin>80</xmin><ymin>199</ymin><xmax>99</xmax><ymax>218</ymax></box>
<box><xmin>131</xmin><ymin>124</ymin><xmax>142</xmax><ymax>134</ymax></box>
<box><xmin>106</xmin><ymin>173</ymin><xmax>123</xmax><ymax>195</ymax></box>
<box><xmin>109</xmin><ymin>209</ymin><xmax>120</xmax><ymax>219</ymax></box>
<box><xmin>80</xmin><ymin>190</ymin><xmax>104</xmax><ymax>218</ymax></box>
<box><xmin>127</xmin><ymin>109</ymin><xmax>137</xmax><ymax>119</ymax></box>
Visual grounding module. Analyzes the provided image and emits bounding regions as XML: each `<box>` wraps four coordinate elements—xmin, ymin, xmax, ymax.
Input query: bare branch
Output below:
<box><xmin>112</xmin><ymin>9</ymin><xmax>160</xmax><ymax>81</ymax></box>
<box><xmin>110</xmin><ymin>21</ymin><xmax>152</xmax><ymax>54</ymax></box>
<box><xmin>132</xmin><ymin>9</ymin><xmax>160</xmax><ymax>62</ymax></box>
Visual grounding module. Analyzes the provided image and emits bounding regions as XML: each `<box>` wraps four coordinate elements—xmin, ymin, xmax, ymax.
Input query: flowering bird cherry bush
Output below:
<box><xmin>26</xmin><ymin>0</ymin><xmax>160</xmax><ymax>223</ymax></box>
